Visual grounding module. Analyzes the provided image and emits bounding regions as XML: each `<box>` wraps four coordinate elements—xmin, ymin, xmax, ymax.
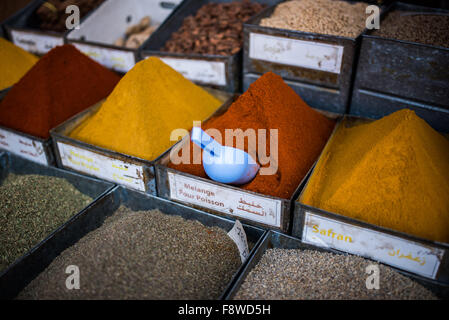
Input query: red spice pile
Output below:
<box><xmin>169</xmin><ymin>72</ymin><xmax>336</xmax><ymax>199</ymax></box>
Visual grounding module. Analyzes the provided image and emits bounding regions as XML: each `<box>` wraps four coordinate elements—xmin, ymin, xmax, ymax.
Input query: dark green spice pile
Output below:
<box><xmin>18</xmin><ymin>206</ymin><xmax>241</xmax><ymax>300</ymax></box>
<box><xmin>234</xmin><ymin>249</ymin><xmax>437</xmax><ymax>300</ymax></box>
<box><xmin>374</xmin><ymin>11</ymin><xmax>449</xmax><ymax>48</ymax></box>
<box><xmin>0</xmin><ymin>174</ymin><xmax>92</xmax><ymax>272</ymax></box>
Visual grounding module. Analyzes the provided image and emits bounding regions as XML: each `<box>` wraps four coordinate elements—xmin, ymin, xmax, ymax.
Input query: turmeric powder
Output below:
<box><xmin>0</xmin><ymin>38</ymin><xmax>38</xmax><ymax>91</ymax></box>
<box><xmin>301</xmin><ymin>109</ymin><xmax>449</xmax><ymax>243</ymax></box>
<box><xmin>69</xmin><ymin>57</ymin><xmax>222</xmax><ymax>160</ymax></box>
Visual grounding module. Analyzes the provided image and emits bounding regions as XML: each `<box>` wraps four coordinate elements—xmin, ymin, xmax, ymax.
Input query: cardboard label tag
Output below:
<box><xmin>0</xmin><ymin>128</ymin><xmax>48</xmax><ymax>165</ymax></box>
<box><xmin>72</xmin><ymin>43</ymin><xmax>136</xmax><ymax>73</ymax></box>
<box><xmin>302</xmin><ymin>212</ymin><xmax>444</xmax><ymax>279</ymax></box>
<box><xmin>249</xmin><ymin>33</ymin><xmax>344</xmax><ymax>74</ymax></box>
<box><xmin>168</xmin><ymin>172</ymin><xmax>282</xmax><ymax>228</ymax></box>
<box><xmin>158</xmin><ymin>57</ymin><xmax>227</xmax><ymax>86</ymax></box>
<box><xmin>11</xmin><ymin>30</ymin><xmax>64</xmax><ymax>55</ymax></box>
<box><xmin>57</xmin><ymin>142</ymin><xmax>146</xmax><ymax>191</ymax></box>
<box><xmin>227</xmin><ymin>220</ymin><xmax>250</xmax><ymax>263</ymax></box>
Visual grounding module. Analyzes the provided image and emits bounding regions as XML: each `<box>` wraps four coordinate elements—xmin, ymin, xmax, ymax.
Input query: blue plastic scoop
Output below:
<box><xmin>191</xmin><ymin>127</ymin><xmax>260</xmax><ymax>185</ymax></box>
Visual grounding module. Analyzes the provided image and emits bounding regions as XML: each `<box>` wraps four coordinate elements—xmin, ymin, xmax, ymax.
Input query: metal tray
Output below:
<box><xmin>350</xmin><ymin>2</ymin><xmax>449</xmax><ymax>133</ymax></box>
<box><xmin>66</xmin><ymin>0</ymin><xmax>183</xmax><ymax>73</ymax></box>
<box><xmin>140</xmin><ymin>0</ymin><xmax>280</xmax><ymax>93</ymax></box>
<box><xmin>292</xmin><ymin>115</ymin><xmax>449</xmax><ymax>284</ymax></box>
<box><xmin>50</xmin><ymin>88</ymin><xmax>232</xmax><ymax>195</ymax></box>
<box><xmin>225</xmin><ymin>230</ymin><xmax>449</xmax><ymax>299</ymax></box>
<box><xmin>11</xmin><ymin>185</ymin><xmax>267</xmax><ymax>299</ymax></box>
<box><xmin>0</xmin><ymin>152</ymin><xmax>115</xmax><ymax>299</ymax></box>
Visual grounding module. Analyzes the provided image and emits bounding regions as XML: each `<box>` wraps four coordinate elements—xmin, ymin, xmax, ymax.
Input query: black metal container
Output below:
<box><xmin>0</xmin><ymin>152</ymin><xmax>115</xmax><ymax>299</ymax></box>
<box><xmin>225</xmin><ymin>230</ymin><xmax>449</xmax><ymax>299</ymax></box>
<box><xmin>350</xmin><ymin>2</ymin><xmax>449</xmax><ymax>133</ymax></box>
<box><xmin>242</xmin><ymin>1</ymin><xmax>378</xmax><ymax>113</ymax></box>
<box><xmin>292</xmin><ymin>116</ymin><xmax>449</xmax><ymax>284</ymax></box>
<box><xmin>6</xmin><ymin>185</ymin><xmax>267</xmax><ymax>299</ymax></box>
<box><xmin>140</xmin><ymin>0</ymin><xmax>279</xmax><ymax>93</ymax></box>
<box><xmin>65</xmin><ymin>0</ymin><xmax>183</xmax><ymax>73</ymax></box>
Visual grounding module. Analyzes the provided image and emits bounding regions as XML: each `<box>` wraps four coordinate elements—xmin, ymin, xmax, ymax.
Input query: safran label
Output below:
<box><xmin>11</xmin><ymin>30</ymin><xmax>64</xmax><ymax>55</ymax></box>
<box><xmin>302</xmin><ymin>212</ymin><xmax>444</xmax><ymax>279</ymax></box>
<box><xmin>249</xmin><ymin>33</ymin><xmax>344</xmax><ymax>74</ymax></box>
<box><xmin>57</xmin><ymin>142</ymin><xmax>145</xmax><ymax>191</ymax></box>
<box><xmin>168</xmin><ymin>172</ymin><xmax>282</xmax><ymax>228</ymax></box>
<box><xmin>0</xmin><ymin>128</ymin><xmax>48</xmax><ymax>165</ymax></box>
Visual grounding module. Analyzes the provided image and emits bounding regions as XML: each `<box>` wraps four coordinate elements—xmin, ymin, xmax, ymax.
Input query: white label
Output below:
<box><xmin>158</xmin><ymin>57</ymin><xmax>227</xmax><ymax>86</ymax></box>
<box><xmin>72</xmin><ymin>43</ymin><xmax>136</xmax><ymax>73</ymax></box>
<box><xmin>168</xmin><ymin>172</ymin><xmax>282</xmax><ymax>228</ymax></box>
<box><xmin>57</xmin><ymin>142</ymin><xmax>146</xmax><ymax>191</ymax></box>
<box><xmin>11</xmin><ymin>30</ymin><xmax>64</xmax><ymax>55</ymax></box>
<box><xmin>227</xmin><ymin>220</ymin><xmax>250</xmax><ymax>263</ymax></box>
<box><xmin>0</xmin><ymin>128</ymin><xmax>48</xmax><ymax>165</ymax></box>
<box><xmin>302</xmin><ymin>212</ymin><xmax>444</xmax><ymax>279</ymax></box>
<box><xmin>249</xmin><ymin>33</ymin><xmax>344</xmax><ymax>74</ymax></box>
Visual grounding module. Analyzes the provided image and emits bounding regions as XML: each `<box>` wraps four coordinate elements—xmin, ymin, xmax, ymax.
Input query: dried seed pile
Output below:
<box><xmin>260</xmin><ymin>0</ymin><xmax>368</xmax><ymax>38</ymax></box>
<box><xmin>0</xmin><ymin>174</ymin><xmax>92</xmax><ymax>272</ymax></box>
<box><xmin>162</xmin><ymin>0</ymin><xmax>266</xmax><ymax>55</ymax></box>
<box><xmin>234</xmin><ymin>249</ymin><xmax>437</xmax><ymax>300</ymax></box>
<box><xmin>374</xmin><ymin>11</ymin><xmax>449</xmax><ymax>48</ymax></box>
<box><xmin>19</xmin><ymin>206</ymin><xmax>241</xmax><ymax>300</ymax></box>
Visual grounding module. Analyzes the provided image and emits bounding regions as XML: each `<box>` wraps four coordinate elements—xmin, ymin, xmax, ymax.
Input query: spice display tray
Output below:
<box><xmin>350</xmin><ymin>2</ymin><xmax>449</xmax><ymax>133</ymax></box>
<box><xmin>241</xmin><ymin>1</ymin><xmax>380</xmax><ymax>114</ymax></box>
<box><xmin>3</xmin><ymin>0</ymin><xmax>100</xmax><ymax>56</ymax></box>
<box><xmin>292</xmin><ymin>116</ymin><xmax>449</xmax><ymax>284</ymax></box>
<box><xmin>66</xmin><ymin>0</ymin><xmax>183</xmax><ymax>74</ymax></box>
<box><xmin>140</xmin><ymin>0</ymin><xmax>280</xmax><ymax>93</ymax></box>
<box><xmin>0</xmin><ymin>152</ymin><xmax>115</xmax><ymax>299</ymax></box>
<box><xmin>50</xmin><ymin>88</ymin><xmax>232</xmax><ymax>195</ymax></box>
<box><xmin>155</xmin><ymin>95</ymin><xmax>340</xmax><ymax>233</ymax></box>
<box><xmin>225</xmin><ymin>230</ymin><xmax>449</xmax><ymax>300</ymax></box>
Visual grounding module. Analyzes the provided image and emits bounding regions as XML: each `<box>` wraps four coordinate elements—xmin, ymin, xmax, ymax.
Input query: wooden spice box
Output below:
<box><xmin>65</xmin><ymin>0</ymin><xmax>183</xmax><ymax>73</ymax></box>
<box><xmin>349</xmin><ymin>2</ymin><xmax>449</xmax><ymax>133</ymax></box>
<box><xmin>225</xmin><ymin>230</ymin><xmax>449</xmax><ymax>299</ymax></box>
<box><xmin>140</xmin><ymin>0</ymin><xmax>280</xmax><ymax>93</ymax></box>
<box><xmin>0</xmin><ymin>152</ymin><xmax>115</xmax><ymax>299</ymax></box>
<box><xmin>50</xmin><ymin>88</ymin><xmax>232</xmax><ymax>195</ymax></box>
<box><xmin>292</xmin><ymin>115</ymin><xmax>449</xmax><ymax>284</ymax></box>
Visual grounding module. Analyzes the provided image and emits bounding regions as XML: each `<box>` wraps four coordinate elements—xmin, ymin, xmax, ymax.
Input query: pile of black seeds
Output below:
<box><xmin>18</xmin><ymin>206</ymin><xmax>242</xmax><ymax>300</ymax></box>
<box><xmin>374</xmin><ymin>11</ymin><xmax>449</xmax><ymax>48</ymax></box>
<box><xmin>234</xmin><ymin>249</ymin><xmax>437</xmax><ymax>300</ymax></box>
<box><xmin>0</xmin><ymin>174</ymin><xmax>92</xmax><ymax>272</ymax></box>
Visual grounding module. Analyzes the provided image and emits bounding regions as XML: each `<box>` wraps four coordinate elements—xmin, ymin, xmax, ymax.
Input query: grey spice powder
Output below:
<box><xmin>19</xmin><ymin>206</ymin><xmax>242</xmax><ymax>300</ymax></box>
<box><xmin>0</xmin><ymin>174</ymin><xmax>92</xmax><ymax>272</ymax></box>
<box><xmin>234</xmin><ymin>249</ymin><xmax>438</xmax><ymax>300</ymax></box>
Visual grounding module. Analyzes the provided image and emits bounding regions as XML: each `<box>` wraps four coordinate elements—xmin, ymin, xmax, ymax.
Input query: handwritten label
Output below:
<box><xmin>227</xmin><ymin>220</ymin><xmax>250</xmax><ymax>263</ymax></box>
<box><xmin>0</xmin><ymin>128</ymin><xmax>48</xmax><ymax>165</ymax></box>
<box><xmin>11</xmin><ymin>30</ymin><xmax>64</xmax><ymax>55</ymax></box>
<box><xmin>302</xmin><ymin>212</ymin><xmax>444</xmax><ymax>279</ymax></box>
<box><xmin>168</xmin><ymin>172</ymin><xmax>282</xmax><ymax>228</ymax></box>
<box><xmin>249</xmin><ymin>33</ymin><xmax>344</xmax><ymax>74</ymax></box>
<box><xmin>72</xmin><ymin>43</ymin><xmax>136</xmax><ymax>73</ymax></box>
<box><xmin>57</xmin><ymin>142</ymin><xmax>146</xmax><ymax>191</ymax></box>
<box><xmin>158</xmin><ymin>57</ymin><xmax>227</xmax><ymax>86</ymax></box>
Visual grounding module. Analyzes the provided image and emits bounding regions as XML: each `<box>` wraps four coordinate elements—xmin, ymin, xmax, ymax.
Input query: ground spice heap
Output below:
<box><xmin>260</xmin><ymin>0</ymin><xmax>368</xmax><ymax>38</ymax></box>
<box><xmin>169</xmin><ymin>72</ymin><xmax>335</xmax><ymax>199</ymax></box>
<box><xmin>0</xmin><ymin>38</ymin><xmax>38</xmax><ymax>91</ymax></box>
<box><xmin>70</xmin><ymin>57</ymin><xmax>222</xmax><ymax>161</ymax></box>
<box><xmin>374</xmin><ymin>11</ymin><xmax>449</xmax><ymax>48</ymax></box>
<box><xmin>0</xmin><ymin>44</ymin><xmax>120</xmax><ymax>139</ymax></box>
<box><xmin>0</xmin><ymin>174</ymin><xmax>92</xmax><ymax>272</ymax></box>
<box><xmin>19</xmin><ymin>206</ymin><xmax>241</xmax><ymax>300</ymax></box>
<box><xmin>234</xmin><ymin>249</ymin><xmax>437</xmax><ymax>300</ymax></box>
<box><xmin>162</xmin><ymin>0</ymin><xmax>266</xmax><ymax>55</ymax></box>
<box><xmin>301</xmin><ymin>109</ymin><xmax>449</xmax><ymax>243</ymax></box>
<box><xmin>35</xmin><ymin>0</ymin><xmax>105</xmax><ymax>32</ymax></box>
